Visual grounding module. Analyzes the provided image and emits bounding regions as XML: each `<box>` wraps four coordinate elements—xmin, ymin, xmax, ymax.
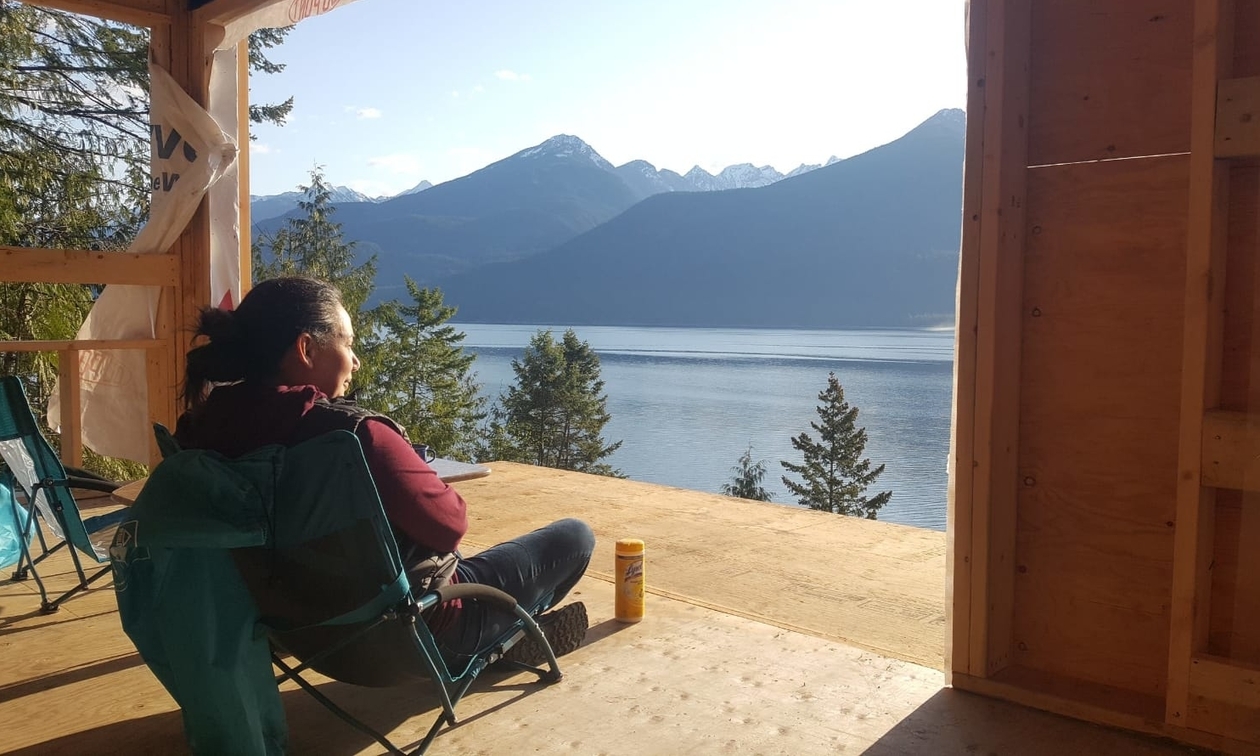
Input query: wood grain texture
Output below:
<box><xmin>1187</xmin><ymin>655</ymin><xmax>1260</xmax><ymax>743</ymax></box>
<box><xmin>946</xmin><ymin>0</ymin><xmax>989</xmax><ymax>682</ymax></box>
<box><xmin>1216</xmin><ymin>77</ymin><xmax>1260</xmax><ymax>158</ymax></box>
<box><xmin>1209</xmin><ymin>164</ymin><xmax>1260</xmax><ymax>665</ymax></box>
<box><xmin>1235</xmin><ymin>0</ymin><xmax>1260</xmax><ymax>76</ymax></box>
<box><xmin>1167</xmin><ymin>0</ymin><xmax>1234</xmax><ymax>727</ymax></box>
<box><xmin>1</xmin><ymin>248</ymin><xmax>179</xmax><ymax>287</ymax></box>
<box><xmin>19</xmin><ymin>0</ymin><xmax>167</xmax><ymax>26</ymax></box>
<box><xmin>459</xmin><ymin>463</ymin><xmax>948</xmax><ymax>669</ymax></box>
<box><xmin>0</xmin><ymin>474</ymin><xmax>1204</xmax><ymax>756</ymax></box>
<box><xmin>1016</xmin><ymin>155</ymin><xmax>1189</xmax><ymax>697</ymax></box>
<box><xmin>1027</xmin><ymin>0</ymin><xmax>1194</xmax><ymax>165</ymax></box>
<box><xmin>964</xmin><ymin>0</ymin><xmax>1032</xmax><ymax>680</ymax></box>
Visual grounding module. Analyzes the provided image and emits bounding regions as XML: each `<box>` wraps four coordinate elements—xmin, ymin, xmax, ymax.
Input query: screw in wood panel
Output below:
<box><xmin>1030</xmin><ymin>307</ymin><xmax>1041</xmax><ymax>318</ymax></box>
<box><xmin>1023</xmin><ymin>476</ymin><xmax>1035</xmax><ymax>487</ymax></box>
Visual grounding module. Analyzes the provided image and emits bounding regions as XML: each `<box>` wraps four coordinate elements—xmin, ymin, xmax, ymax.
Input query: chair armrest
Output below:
<box><xmin>431</xmin><ymin>583</ymin><xmax>519</xmax><ymax>613</ymax></box>
<box><xmin>64</xmin><ymin>476</ymin><xmax>121</xmax><ymax>494</ymax></box>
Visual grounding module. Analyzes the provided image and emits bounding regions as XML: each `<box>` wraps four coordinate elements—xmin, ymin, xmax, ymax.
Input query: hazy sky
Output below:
<box><xmin>246</xmin><ymin>0</ymin><xmax>968</xmax><ymax>198</ymax></box>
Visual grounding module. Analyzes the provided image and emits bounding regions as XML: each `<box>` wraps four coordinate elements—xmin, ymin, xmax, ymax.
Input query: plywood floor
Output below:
<box><xmin>0</xmin><ymin>465</ymin><xmax>1205</xmax><ymax>755</ymax></box>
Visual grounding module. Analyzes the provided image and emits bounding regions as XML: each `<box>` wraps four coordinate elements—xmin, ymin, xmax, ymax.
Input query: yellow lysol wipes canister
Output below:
<box><xmin>615</xmin><ymin>538</ymin><xmax>645</xmax><ymax>623</ymax></box>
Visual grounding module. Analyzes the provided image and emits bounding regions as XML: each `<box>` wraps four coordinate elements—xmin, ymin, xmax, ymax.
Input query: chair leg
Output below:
<box><xmin>9</xmin><ymin>502</ymin><xmax>52</xmax><ymax>610</ymax></box>
<box><xmin>272</xmin><ymin>653</ymin><xmax>408</xmax><ymax>756</ymax></box>
<box><xmin>39</xmin><ymin>563</ymin><xmax>112</xmax><ymax>614</ymax></box>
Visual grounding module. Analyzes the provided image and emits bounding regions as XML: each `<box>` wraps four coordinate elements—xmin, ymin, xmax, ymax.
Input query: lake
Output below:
<box><xmin>456</xmin><ymin>324</ymin><xmax>955</xmax><ymax>531</ymax></box>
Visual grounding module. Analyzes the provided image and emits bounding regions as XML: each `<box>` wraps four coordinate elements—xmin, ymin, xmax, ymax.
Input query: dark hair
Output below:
<box><xmin>182</xmin><ymin>276</ymin><xmax>345</xmax><ymax>411</ymax></box>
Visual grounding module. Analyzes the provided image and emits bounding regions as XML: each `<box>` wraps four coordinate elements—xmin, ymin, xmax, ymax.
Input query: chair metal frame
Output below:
<box><xmin>141</xmin><ymin>425</ymin><xmax>568</xmax><ymax>754</ymax></box>
<box><xmin>270</xmin><ymin>582</ymin><xmax>563</xmax><ymax>755</ymax></box>
<box><xmin>0</xmin><ymin>375</ymin><xmax>126</xmax><ymax>613</ymax></box>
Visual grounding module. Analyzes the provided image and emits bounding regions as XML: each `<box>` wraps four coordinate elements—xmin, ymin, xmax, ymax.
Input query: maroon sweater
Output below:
<box><xmin>174</xmin><ymin>382</ymin><xmax>468</xmax><ymax>555</ymax></box>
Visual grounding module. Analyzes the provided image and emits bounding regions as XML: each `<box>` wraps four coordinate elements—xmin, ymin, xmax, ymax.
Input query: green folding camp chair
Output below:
<box><xmin>113</xmin><ymin>426</ymin><xmax>564</xmax><ymax>756</ymax></box>
<box><xmin>0</xmin><ymin>375</ymin><xmax>126</xmax><ymax>613</ymax></box>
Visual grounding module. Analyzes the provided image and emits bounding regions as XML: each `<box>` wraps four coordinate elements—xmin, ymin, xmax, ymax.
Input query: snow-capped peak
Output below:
<box><xmin>517</xmin><ymin>134</ymin><xmax>612</xmax><ymax>169</ymax></box>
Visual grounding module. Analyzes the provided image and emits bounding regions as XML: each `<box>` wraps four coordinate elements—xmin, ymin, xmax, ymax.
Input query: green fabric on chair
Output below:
<box><xmin>111</xmin><ymin>441</ymin><xmax>285</xmax><ymax>756</ymax></box>
<box><xmin>114</xmin><ymin>426</ymin><xmax>565</xmax><ymax>755</ymax></box>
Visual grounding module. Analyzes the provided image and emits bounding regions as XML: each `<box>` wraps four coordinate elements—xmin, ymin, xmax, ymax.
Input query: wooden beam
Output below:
<box><xmin>1216</xmin><ymin>76</ymin><xmax>1260</xmax><ymax>157</ymax></box>
<box><xmin>1189</xmin><ymin>654</ymin><xmax>1260</xmax><ymax>709</ymax></box>
<box><xmin>1</xmin><ymin>247</ymin><xmax>179</xmax><ymax>287</ymax></box>
<box><xmin>0</xmin><ymin>339</ymin><xmax>164</xmax><ymax>353</ymax></box>
<box><xmin>947</xmin><ymin>0</ymin><xmax>990</xmax><ymax>683</ymax></box>
<box><xmin>20</xmin><ymin>0</ymin><xmax>169</xmax><ymax>27</ymax></box>
<box><xmin>190</xmin><ymin>0</ymin><xmax>276</xmax><ymax>26</ymax></box>
<box><xmin>1167</xmin><ymin>0</ymin><xmax>1235</xmax><ymax>728</ymax></box>
<box><xmin>966</xmin><ymin>0</ymin><xmax>1031</xmax><ymax>679</ymax></box>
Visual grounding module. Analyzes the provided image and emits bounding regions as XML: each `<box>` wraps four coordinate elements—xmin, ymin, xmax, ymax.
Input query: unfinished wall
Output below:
<box><xmin>950</xmin><ymin>0</ymin><xmax>1260</xmax><ymax>750</ymax></box>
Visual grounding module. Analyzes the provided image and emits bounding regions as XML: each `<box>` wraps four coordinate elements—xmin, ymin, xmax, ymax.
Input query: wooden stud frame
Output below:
<box><xmin>2</xmin><ymin>0</ymin><xmax>255</xmax><ymax>465</ymax></box>
<box><xmin>948</xmin><ymin>0</ymin><xmax>1032</xmax><ymax>681</ymax></box>
<box><xmin>1166</xmin><ymin>0</ymin><xmax>1235</xmax><ymax>730</ymax></box>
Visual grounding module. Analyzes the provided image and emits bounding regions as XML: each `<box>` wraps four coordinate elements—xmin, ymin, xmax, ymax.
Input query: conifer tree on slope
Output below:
<box><xmin>486</xmin><ymin>329</ymin><xmax>623</xmax><ymax>477</ymax></box>
<box><xmin>365</xmin><ymin>276</ymin><xmax>485</xmax><ymax>461</ymax></box>
<box><xmin>721</xmin><ymin>445</ymin><xmax>774</xmax><ymax>502</ymax></box>
<box><xmin>781</xmin><ymin>372</ymin><xmax>891</xmax><ymax>518</ymax></box>
<box><xmin>252</xmin><ymin>168</ymin><xmax>381</xmax><ymax>381</ymax></box>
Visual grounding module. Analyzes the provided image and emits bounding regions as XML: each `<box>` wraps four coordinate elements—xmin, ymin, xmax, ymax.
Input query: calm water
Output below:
<box><xmin>457</xmin><ymin>324</ymin><xmax>954</xmax><ymax>531</ymax></box>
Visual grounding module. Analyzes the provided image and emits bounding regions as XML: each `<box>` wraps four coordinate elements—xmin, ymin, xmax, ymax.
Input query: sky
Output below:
<box><xmin>246</xmin><ymin>0</ymin><xmax>969</xmax><ymax>198</ymax></box>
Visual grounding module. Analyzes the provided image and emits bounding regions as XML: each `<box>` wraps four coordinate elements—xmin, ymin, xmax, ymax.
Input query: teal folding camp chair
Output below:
<box><xmin>113</xmin><ymin>427</ymin><xmax>564</xmax><ymax>756</ymax></box>
<box><xmin>0</xmin><ymin>375</ymin><xmax>126</xmax><ymax>613</ymax></box>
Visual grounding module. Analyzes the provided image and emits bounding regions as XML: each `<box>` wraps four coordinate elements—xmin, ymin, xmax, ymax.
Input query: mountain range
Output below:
<box><xmin>440</xmin><ymin>110</ymin><xmax>964</xmax><ymax>328</ymax></box>
<box><xmin>251</xmin><ymin>109</ymin><xmax>966</xmax><ymax>328</ymax></box>
<box><xmin>250</xmin><ymin>152</ymin><xmax>843</xmax><ymax>224</ymax></box>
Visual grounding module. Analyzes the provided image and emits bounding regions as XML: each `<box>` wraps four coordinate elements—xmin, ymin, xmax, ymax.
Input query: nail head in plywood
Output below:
<box><xmin>1216</xmin><ymin>76</ymin><xmax>1260</xmax><ymax>158</ymax></box>
<box><xmin>1201</xmin><ymin>410</ymin><xmax>1260</xmax><ymax>490</ymax></box>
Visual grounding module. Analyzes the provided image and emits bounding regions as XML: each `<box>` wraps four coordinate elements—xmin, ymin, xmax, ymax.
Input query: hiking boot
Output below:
<box><xmin>501</xmin><ymin>601</ymin><xmax>588</xmax><ymax>667</ymax></box>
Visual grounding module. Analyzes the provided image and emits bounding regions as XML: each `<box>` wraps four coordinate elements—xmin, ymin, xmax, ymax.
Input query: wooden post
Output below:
<box><xmin>1166</xmin><ymin>0</ymin><xmax>1235</xmax><ymax>728</ymax></box>
<box><xmin>237</xmin><ymin>37</ymin><xmax>252</xmax><ymax>298</ymax></box>
<box><xmin>947</xmin><ymin>0</ymin><xmax>989</xmax><ymax>681</ymax></box>
<box><xmin>149</xmin><ymin>2</ymin><xmax>214</xmax><ymax>438</ymax></box>
<box><xmin>955</xmin><ymin>0</ymin><xmax>1032</xmax><ymax>679</ymax></box>
<box><xmin>57</xmin><ymin>349</ymin><xmax>83</xmax><ymax>469</ymax></box>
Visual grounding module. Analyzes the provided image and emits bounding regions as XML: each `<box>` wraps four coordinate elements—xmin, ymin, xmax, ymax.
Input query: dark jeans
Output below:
<box><xmin>436</xmin><ymin>517</ymin><xmax>595</xmax><ymax>662</ymax></box>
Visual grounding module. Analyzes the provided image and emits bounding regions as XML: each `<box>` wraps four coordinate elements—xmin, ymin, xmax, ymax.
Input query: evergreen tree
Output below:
<box><xmin>486</xmin><ymin>329</ymin><xmax>623</xmax><ymax>476</ymax></box>
<box><xmin>252</xmin><ymin>167</ymin><xmax>381</xmax><ymax>383</ymax></box>
<box><xmin>1</xmin><ymin>2</ymin><xmax>290</xmax><ymax>479</ymax></box>
<box><xmin>721</xmin><ymin>445</ymin><xmax>774</xmax><ymax>501</ymax></box>
<box><xmin>360</xmin><ymin>277</ymin><xmax>485</xmax><ymax>461</ymax></box>
<box><xmin>781</xmin><ymin>372</ymin><xmax>891</xmax><ymax>518</ymax></box>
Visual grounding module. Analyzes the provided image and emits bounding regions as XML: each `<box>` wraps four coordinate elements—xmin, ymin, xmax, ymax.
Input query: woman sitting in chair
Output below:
<box><xmin>174</xmin><ymin>275</ymin><xmax>593</xmax><ymax>665</ymax></box>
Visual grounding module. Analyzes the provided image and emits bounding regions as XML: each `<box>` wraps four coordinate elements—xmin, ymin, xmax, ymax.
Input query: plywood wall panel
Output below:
<box><xmin>1027</xmin><ymin>0</ymin><xmax>1193</xmax><ymax>165</ymax></box>
<box><xmin>1219</xmin><ymin>162</ymin><xmax>1260</xmax><ymax>409</ymax></box>
<box><xmin>1210</xmin><ymin>160</ymin><xmax>1260</xmax><ymax>664</ymax></box>
<box><xmin>1014</xmin><ymin>156</ymin><xmax>1188</xmax><ymax>694</ymax></box>
<box><xmin>1236</xmin><ymin>0</ymin><xmax>1260</xmax><ymax>77</ymax></box>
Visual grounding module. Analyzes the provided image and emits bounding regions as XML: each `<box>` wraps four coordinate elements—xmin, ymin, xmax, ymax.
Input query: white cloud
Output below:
<box><xmin>472</xmin><ymin>84</ymin><xmax>485</xmax><ymax>94</ymax></box>
<box><xmin>451</xmin><ymin>90</ymin><xmax>460</xmax><ymax>98</ymax></box>
<box><xmin>494</xmin><ymin>70</ymin><xmax>532</xmax><ymax>82</ymax></box>
<box><xmin>367</xmin><ymin>152</ymin><xmax>424</xmax><ymax>175</ymax></box>
<box><xmin>251</xmin><ymin>143</ymin><xmax>274</xmax><ymax>155</ymax></box>
<box><xmin>343</xmin><ymin>105</ymin><xmax>382</xmax><ymax>119</ymax></box>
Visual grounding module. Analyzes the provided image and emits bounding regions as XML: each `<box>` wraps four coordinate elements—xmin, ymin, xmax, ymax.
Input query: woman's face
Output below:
<box><xmin>294</xmin><ymin>305</ymin><xmax>360</xmax><ymax>398</ymax></box>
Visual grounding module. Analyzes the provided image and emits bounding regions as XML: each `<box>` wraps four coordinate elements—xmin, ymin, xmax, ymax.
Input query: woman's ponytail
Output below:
<box><xmin>179</xmin><ymin>276</ymin><xmax>345</xmax><ymax>413</ymax></box>
<box><xmin>182</xmin><ymin>307</ymin><xmax>248</xmax><ymax>412</ymax></box>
